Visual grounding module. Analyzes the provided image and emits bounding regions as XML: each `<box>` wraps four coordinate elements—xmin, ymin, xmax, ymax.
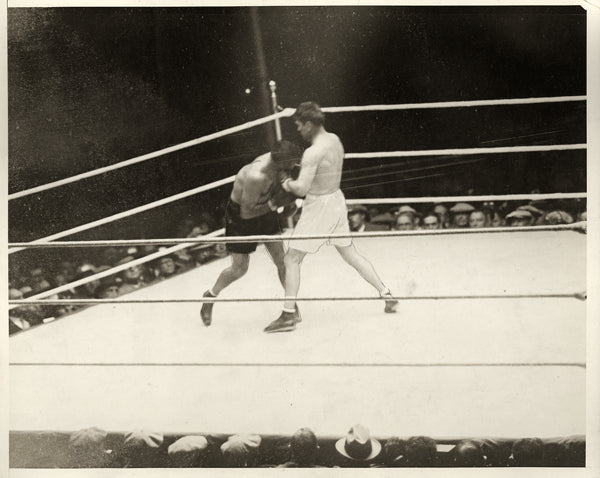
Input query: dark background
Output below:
<box><xmin>8</xmin><ymin>6</ymin><xmax>586</xmax><ymax>245</ymax></box>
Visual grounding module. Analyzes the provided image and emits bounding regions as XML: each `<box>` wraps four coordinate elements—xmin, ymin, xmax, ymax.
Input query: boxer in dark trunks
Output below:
<box><xmin>200</xmin><ymin>140</ymin><xmax>302</xmax><ymax>326</ymax></box>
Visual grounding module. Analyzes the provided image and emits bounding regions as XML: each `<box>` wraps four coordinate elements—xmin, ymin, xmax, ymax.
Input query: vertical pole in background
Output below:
<box><xmin>269</xmin><ymin>80</ymin><xmax>282</xmax><ymax>141</ymax></box>
<box><xmin>250</xmin><ymin>7</ymin><xmax>274</xmax><ymax>147</ymax></box>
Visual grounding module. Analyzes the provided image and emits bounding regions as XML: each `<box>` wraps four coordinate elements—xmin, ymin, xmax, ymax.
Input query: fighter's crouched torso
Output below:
<box><xmin>224</xmin><ymin>200</ymin><xmax>281</xmax><ymax>254</ymax></box>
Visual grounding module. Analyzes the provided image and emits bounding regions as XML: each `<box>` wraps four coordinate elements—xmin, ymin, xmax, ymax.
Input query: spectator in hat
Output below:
<box><xmin>68</xmin><ymin>427</ymin><xmax>111</xmax><ymax>468</ymax></box>
<box><xmin>449</xmin><ymin>203</ymin><xmax>475</xmax><ymax>228</ymax></box>
<box><xmin>506</xmin><ymin>209</ymin><xmax>534</xmax><ymax>227</ymax></box>
<box><xmin>433</xmin><ymin>204</ymin><xmax>449</xmax><ymax>229</ymax></box>
<box><xmin>155</xmin><ymin>254</ymin><xmax>178</xmax><ymax>280</ymax></box>
<box><xmin>421</xmin><ymin>213</ymin><xmax>440</xmax><ymax>230</ymax></box>
<box><xmin>393</xmin><ymin>212</ymin><xmax>416</xmax><ymax>231</ymax></box>
<box><xmin>278</xmin><ymin>427</ymin><xmax>320</xmax><ymax>468</ymax></box>
<box><xmin>510</xmin><ymin>438</ymin><xmax>544</xmax><ymax>467</ymax></box>
<box><xmin>517</xmin><ymin>205</ymin><xmax>544</xmax><ymax>225</ymax></box>
<box><xmin>96</xmin><ymin>280</ymin><xmax>121</xmax><ymax>299</ymax></box>
<box><xmin>404</xmin><ymin>436</ymin><xmax>438</xmax><ymax>467</ymax></box>
<box><xmin>221</xmin><ymin>434</ymin><xmax>261</xmax><ymax>467</ymax></box>
<box><xmin>544</xmin><ymin>210</ymin><xmax>574</xmax><ymax>225</ymax></box>
<box><xmin>453</xmin><ymin>439</ymin><xmax>486</xmax><ymax>467</ymax></box>
<box><xmin>394</xmin><ymin>205</ymin><xmax>418</xmax><ymax>229</ymax></box>
<box><xmin>73</xmin><ymin>266</ymin><xmax>101</xmax><ymax>299</ymax></box>
<box><xmin>369</xmin><ymin>211</ymin><xmax>395</xmax><ymax>230</ymax></box>
<box><xmin>468</xmin><ymin>209</ymin><xmax>486</xmax><ymax>228</ymax></box>
<box><xmin>168</xmin><ymin>435</ymin><xmax>209</xmax><ymax>467</ymax></box>
<box><xmin>334</xmin><ymin>424</ymin><xmax>381</xmax><ymax>466</ymax></box>
<box><xmin>121</xmin><ymin>430</ymin><xmax>164</xmax><ymax>468</ymax></box>
<box><xmin>118</xmin><ymin>257</ymin><xmax>148</xmax><ymax>295</ymax></box>
<box><xmin>348</xmin><ymin>205</ymin><xmax>369</xmax><ymax>232</ymax></box>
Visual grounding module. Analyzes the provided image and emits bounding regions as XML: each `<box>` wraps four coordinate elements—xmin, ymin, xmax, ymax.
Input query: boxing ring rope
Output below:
<box><xmin>8</xmin><ymin>222</ymin><xmax>586</xmax><ymax>310</ymax></box>
<box><xmin>7</xmin><ymin>109</ymin><xmax>295</xmax><ymax>200</ymax></box>
<box><xmin>8</xmin><ymin>94</ymin><xmax>585</xmax><ymax>201</ymax></box>
<box><xmin>7</xmin><ymin>222</ymin><xmax>587</xmax><ymax>249</ymax></box>
<box><xmin>344</xmin><ymin>143</ymin><xmax>586</xmax><ymax>159</ymax></box>
<box><xmin>7</xmin><ymin>175</ymin><xmax>236</xmax><ymax>254</ymax></box>
<box><xmin>8</xmin><ymin>94</ymin><xmax>587</xmax><ymax>311</ymax></box>
<box><xmin>345</xmin><ymin>192</ymin><xmax>587</xmax><ymax>205</ymax></box>
<box><xmin>9</xmin><ymin>292</ymin><xmax>585</xmax><ymax>307</ymax></box>
<box><xmin>320</xmin><ymin>95</ymin><xmax>586</xmax><ymax>113</ymax></box>
<box><xmin>7</xmin><ymin>168</ymin><xmax>586</xmax><ymax>256</ymax></box>
<box><xmin>7</xmin><ymin>227</ymin><xmax>222</xmax><ymax>310</ymax></box>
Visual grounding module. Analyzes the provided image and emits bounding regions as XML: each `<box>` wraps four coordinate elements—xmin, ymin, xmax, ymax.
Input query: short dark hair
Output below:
<box><xmin>383</xmin><ymin>437</ymin><xmax>406</xmax><ymax>466</ymax></box>
<box><xmin>405</xmin><ymin>436</ymin><xmax>437</xmax><ymax>466</ymax></box>
<box><xmin>271</xmin><ymin>140</ymin><xmax>303</xmax><ymax>164</ymax></box>
<box><xmin>293</xmin><ymin>102</ymin><xmax>325</xmax><ymax>126</ymax></box>
<box><xmin>511</xmin><ymin>438</ymin><xmax>544</xmax><ymax>466</ymax></box>
<box><xmin>290</xmin><ymin>428</ymin><xmax>319</xmax><ymax>466</ymax></box>
<box><xmin>454</xmin><ymin>440</ymin><xmax>485</xmax><ymax>467</ymax></box>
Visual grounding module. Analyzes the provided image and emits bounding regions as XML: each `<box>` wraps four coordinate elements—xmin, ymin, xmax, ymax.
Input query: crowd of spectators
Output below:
<box><xmin>8</xmin><ymin>212</ymin><xmax>226</xmax><ymax>334</ymax></box>
<box><xmin>9</xmin><ymin>196</ymin><xmax>586</xmax><ymax>335</ymax></box>
<box><xmin>347</xmin><ymin>197</ymin><xmax>586</xmax><ymax>233</ymax></box>
<box><xmin>11</xmin><ymin>425</ymin><xmax>585</xmax><ymax>468</ymax></box>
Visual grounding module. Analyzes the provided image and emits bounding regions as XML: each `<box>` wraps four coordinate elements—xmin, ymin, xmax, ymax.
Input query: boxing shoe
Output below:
<box><xmin>294</xmin><ymin>304</ymin><xmax>302</xmax><ymax>323</ymax></box>
<box><xmin>200</xmin><ymin>290</ymin><xmax>215</xmax><ymax>326</ymax></box>
<box><xmin>381</xmin><ymin>289</ymin><xmax>398</xmax><ymax>313</ymax></box>
<box><xmin>264</xmin><ymin>311</ymin><xmax>296</xmax><ymax>333</ymax></box>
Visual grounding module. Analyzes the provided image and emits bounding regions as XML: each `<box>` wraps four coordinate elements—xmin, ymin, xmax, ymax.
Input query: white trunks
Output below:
<box><xmin>287</xmin><ymin>189</ymin><xmax>352</xmax><ymax>254</ymax></box>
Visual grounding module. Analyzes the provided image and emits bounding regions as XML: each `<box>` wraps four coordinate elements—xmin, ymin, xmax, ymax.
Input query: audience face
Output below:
<box><xmin>452</xmin><ymin>212</ymin><xmax>470</xmax><ymax>228</ymax></box>
<box><xmin>123</xmin><ymin>265</ymin><xmax>142</xmax><ymax>283</ymax></box>
<box><xmin>158</xmin><ymin>257</ymin><xmax>176</xmax><ymax>277</ymax></box>
<box><xmin>491</xmin><ymin>212</ymin><xmax>503</xmax><ymax>227</ymax></box>
<box><xmin>468</xmin><ymin>211</ymin><xmax>486</xmax><ymax>228</ymax></box>
<box><xmin>349</xmin><ymin>212</ymin><xmax>367</xmax><ymax>231</ymax></box>
<box><xmin>394</xmin><ymin>213</ymin><xmax>414</xmax><ymax>231</ymax></box>
<box><xmin>510</xmin><ymin>217</ymin><xmax>532</xmax><ymax>227</ymax></box>
<box><xmin>433</xmin><ymin>205</ymin><xmax>448</xmax><ymax>228</ymax></box>
<box><xmin>422</xmin><ymin>214</ymin><xmax>439</xmax><ymax>230</ymax></box>
<box><xmin>98</xmin><ymin>284</ymin><xmax>120</xmax><ymax>299</ymax></box>
<box><xmin>214</xmin><ymin>243</ymin><xmax>228</xmax><ymax>258</ymax></box>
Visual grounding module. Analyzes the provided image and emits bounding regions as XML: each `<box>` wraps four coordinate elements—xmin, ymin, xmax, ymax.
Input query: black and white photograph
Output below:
<box><xmin>3</xmin><ymin>1</ymin><xmax>599</xmax><ymax>474</ymax></box>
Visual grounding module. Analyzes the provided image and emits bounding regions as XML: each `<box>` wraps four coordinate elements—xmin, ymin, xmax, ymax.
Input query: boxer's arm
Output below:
<box><xmin>282</xmin><ymin>148</ymin><xmax>320</xmax><ymax>197</ymax></box>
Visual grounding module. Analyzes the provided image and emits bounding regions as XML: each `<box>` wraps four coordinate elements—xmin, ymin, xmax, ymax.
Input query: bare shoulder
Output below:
<box><xmin>302</xmin><ymin>144</ymin><xmax>325</xmax><ymax>165</ymax></box>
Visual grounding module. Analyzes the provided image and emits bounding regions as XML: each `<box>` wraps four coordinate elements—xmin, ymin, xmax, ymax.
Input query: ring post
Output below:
<box><xmin>269</xmin><ymin>80</ymin><xmax>282</xmax><ymax>141</ymax></box>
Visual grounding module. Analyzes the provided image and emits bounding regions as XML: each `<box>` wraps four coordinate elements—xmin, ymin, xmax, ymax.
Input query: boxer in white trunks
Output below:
<box><xmin>264</xmin><ymin>102</ymin><xmax>398</xmax><ymax>333</ymax></box>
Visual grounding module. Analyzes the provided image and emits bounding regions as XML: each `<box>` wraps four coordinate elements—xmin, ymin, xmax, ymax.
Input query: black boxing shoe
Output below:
<box><xmin>264</xmin><ymin>311</ymin><xmax>296</xmax><ymax>333</ymax></box>
<box><xmin>200</xmin><ymin>290</ymin><xmax>216</xmax><ymax>326</ymax></box>
<box><xmin>381</xmin><ymin>289</ymin><xmax>398</xmax><ymax>313</ymax></box>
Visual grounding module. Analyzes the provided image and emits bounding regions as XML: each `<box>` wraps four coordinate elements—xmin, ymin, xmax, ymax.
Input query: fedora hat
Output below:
<box><xmin>335</xmin><ymin>424</ymin><xmax>381</xmax><ymax>461</ymax></box>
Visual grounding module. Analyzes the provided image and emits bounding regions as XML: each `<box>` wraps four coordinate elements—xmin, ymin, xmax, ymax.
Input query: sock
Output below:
<box><xmin>207</xmin><ymin>289</ymin><xmax>217</xmax><ymax>297</ymax></box>
<box><xmin>379</xmin><ymin>287</ymin><xmax>391</xmax><ymax>297</ymax></box>
<box><xmin>282</xmin><ymin>307</ymin><xmax>296</xmax><ymax>314</ymax></box>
